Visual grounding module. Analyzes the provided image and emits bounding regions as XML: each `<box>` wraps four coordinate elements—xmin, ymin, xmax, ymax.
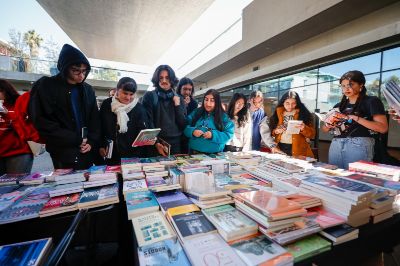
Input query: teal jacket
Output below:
<box><xmin>184</xmin><ymin>109</ymin><xmax>234</xmax><ymax>153</ymax></box>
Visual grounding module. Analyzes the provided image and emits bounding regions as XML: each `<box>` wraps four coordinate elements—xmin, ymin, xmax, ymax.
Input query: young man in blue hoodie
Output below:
<box><xmin>31</xmin><ymin>44</ymin><xmax>100</xmax><ymax>170</ymax></box>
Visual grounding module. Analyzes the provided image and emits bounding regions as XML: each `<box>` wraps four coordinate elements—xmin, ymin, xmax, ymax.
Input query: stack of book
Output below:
<box><xmin>370</xmin><ymin>195</ymin><xmax>395</xmax><ymax>224</ymax></box>
<box><xmin>77</xmin><ymin>183</ymin><xmax>119</xmax><ymax>209</ymax></box>
<box><xmin>202</xmin><ymin>204</ymin><xmax>258</xmax><ymax>242</ymax></box>
<box><xmin>305</xmin><ymin>206</ymin><xmax>346</xmax><ymax>229</ymax></box>
<box><xmin>185</xmin><ymin>186</ymin><xmax>233</xmax><ymax>209</ymax></box>
<box><xmin>229</xmin><ymin>234</ymin><xmax>293</xmax><ymax>266</ymax></box>
<box><xmin>146</xmin><ymin>173</ymin><xmax>181</xmax><ymax>192</ymax></box>
<box><xmin>125</xmin><ymin>190</ymin><xmax>159</xmax><ymax>219</ymax></box>
<box><xmin>299</xmin><ymin>172</ymin><xmax>376</xmax><ymax>227</ymax></box>
<box><xmin>19</xmin><ymin>172</ymin><xmax>52</xmax><ymax>185</ymax></box>
<box><xmin>39</xmin><ymin>193</ymin><xmax>81</xmax><ymax>217</ymax></box>
<box><xmin>265</xmin><ymin>160</ymin><xmax>305</xmax><ymax>175</ymax></box>
<box><xmin>0</xmin><ymin>173</ymin><xmax>29</xmax><ymax>186</ymax></box>
<box><xmin>83</xmin><ymin>172</ymin><xmax>117</xmax><ymax>188</ymax></box>
<box><xmin>154</xmin><ymin>190</ymin><xmax>194</xmax><ymax>215</ymax></box>
<box><xmin>0</xmin><ymin>238</ymin><xmax>53</xmax><ymax>266</ymax></box>
<box><xmin>285</xmin><ymin>194</ymin><xmax>322</xmax><ymax>209</ymax></box>
<box><xmin>348</xmin><ymin>161</ymin><xmax>400</xmax><ymax>181</ymax></box>
<box><xmin>319</xmin><ymin>223</ymin><xmax>359</xmax><ymax>245</ymax></box>
<box><xmin>121</xmin><ymin>158</ymin><xmax>144</xmax><ymax>180</ymax></box>
<box><xmin>49</xmin><ymin>182</ymin><xmax>83</xmax><ymax>198</ymax></box>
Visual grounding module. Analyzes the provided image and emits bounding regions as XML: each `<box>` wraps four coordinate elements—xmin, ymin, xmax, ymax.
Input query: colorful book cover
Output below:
<box><xmin>132</xmin><ymin>128</ymin><xmax>161</xmax><ymax>147</ymax></box>
<box><xmin>286</xmin><ymin>235</ymin><xmax>331</xmax><ymax>263</ymax></box>
<box><xmin>0</xmin><ymin>184</ymin><xmax>20</xmax><ymax>195</ymax></box>
<box><xmin>0</xmin><ymin>238</ymin><xmax>52</xmax><ymax>266</ymax></box>
<box><xmin>79</xmin><ymin>183</ymin><xmax>118</xmax><ymax>205</ymax></box>
<box><xmin>301</xmin><ymin>173</ymin><xmax>376</xmax><ymax>201</ymax></box>
<box><xmin>234</xmin><ymin>190</ymin><xmax>303</xmax><ymax>216</ymax></box>
<box><xmin>20</xmin><ymin>172</ymin><xmax>45</xmax><ymax>184</ymax></box>
<box><xmin>184</xmin><ymin>232</ymin><xmax>246</xmax><ymax>266</ymax></box>
<box><xmin>154</xmin><ymin>190</ymin><xmax>193</xmax><ymax>212</ymax></box>
<box><xmin>342</xmin><ymin>174</ymin><xmax>400</xmax><ymax>193</ymax></box>
<box><xmin>40</xmin><ymin>193</ymin><xmax>80</xmax><ymax>213</ymax></box>
<box><xmin>321</xmin><ymin>224</ymin><xmax>357</xmax><ymax>239</ymax></box>
<box><xmin>138</xmin><ymin>238</ymin><xmax>191</xmax><ymax>266</ymax></box>
<box><xmin>125</xmin><ymin>191</ymin><xmax>159</xmax><ymax>213</ymax></box>
<box><xmin>132</xmin><ymin>211</ymin><xmax>175</xmax><ymax>247</ymax></box>
<box><xmin>172</xmin><ymin>211</ymin><xmax>216</xmax><ymax>238</ymax></box>
<box><xmin>0</xmin><ymin>173</ymin><xmax>28</xmax><ymax>185</ymax></box>
<box><xmin>230</xmin><ymin>234</ymin><xmax>289</xmax><ymax>266</ymax></box>
<box><xmin>305</xmin><ymin>207</ymin><xmax>346</xmax><ymax>229</ymax></box>
<box><xmin>105</xmin><ymin>165</ymin><xmax>121</xmax><ymax>173</ymax></box>
<box><xmin>146</xmin><ymin>176</ymin><xmax>167</xmax><ymax>187</ymax></box>
<box><xmin>88</xmin><ymin>165</ymin><xmax>106</xmax><ymax>174</ymax></box>
<box><xmin>0</xmin><ymin>186</ymin><xmax>32</xmax><ymax>212</ymax></box>
<box><xmin>123</xmin><ymin>179</ymin><xmax>148</xmax><ymax>193</ymax></box>
<box><xmin>202</xmin><ymin>205</ymin><xmax>257</xmax><ymax>237</ymax></box>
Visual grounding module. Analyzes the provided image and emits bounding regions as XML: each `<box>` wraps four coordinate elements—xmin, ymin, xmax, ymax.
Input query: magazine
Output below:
<box><xmin>132</xmin><ymin>128</ymin><xmax>161</xmax><ymax>147</ymax></box>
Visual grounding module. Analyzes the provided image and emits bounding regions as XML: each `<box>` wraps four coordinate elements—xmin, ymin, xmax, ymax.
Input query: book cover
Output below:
<box><xmin>78</xmin><ymin>183</ymin><xmax>118</xmax><ymax>205</ymax></box>
<box><xmin>88</xmin><ymin>165</ymin><xmax>106</xmax><ymax>174</ymax></box>
<box><xmin>342</xmin><ymin>174</ymin><xmax>400</xmax><ymax>193</ymax></box>
<box><xmin>125</xmin><ymin>191</ymin><xmax>159</xmax><ymax>215</ymax></box>
<box><xmin>320</xmin><ymin>223</ymin><xmax>358</xmax><ymax>239</ymax></box>
<box><xmin>286</xmin><ymin>235</ymin><xmax>331</xmax><ymax>263</ymax></box>
<box><xmin>132</xmin><ymin>211</ymin><xmax>175</xmax><ymax>247</ymax></box>
<box><xmin>105</xmin><ymin>165</ymin><xmax>121</xmax><ymax>173</ymax></box>
<box><xmin>146</xmin><ymin>176</ymin><xmax>167</xmax><ymax>187</ymax></box>
<box><xmin>0</xmin><ymin>238</ymin><xmax>52</xmax><ymax>266</ymax></box>
<box><xmin>0</xmin><ymin>173</ymin><xmax>28</xmax><ymax>185</ymax></box>
<box><xmin>20</xmin><ymin>172</ymin><xmax>45</xmax><ymax>185</ymax></box>
<box><xmin>0</xmin><ymin>186</ymin><xmax>33</xmax><ymax>212</ymax></box>
<box><xmin>230</xmin><ymin>234</ymin><xmax>288</xmax><ymax>266</ymax></box>
<box><xmin>172</xmin><ymin>211</ymin><xmax>216</xmax><ymax>238</ymax></box>
<box><xmin>132</xmin><ymin>128</ymin><xmax>161</xmax><ymax>147</ymax></box>
<box><xmin>305</xmin><ymin>207</ymin><xmax>346</xmax><ymax>229</ymax></box>
<box><xmin>138</xmin><ymin>238</ymin><xmax>191</xmax><ymax>266</ymax></box>
<box><xmin>183</xmin><ymin>232</ymin><xmax>246</xmax><ymax>266</ymax></box>
<box><xmin>202</xmin><ymin>205</ymin><xmax>257</xmax><ymax>239</ymax></box>
<box><xmin>154</xmin><ymin>190</ymin><xmax>193</xmax><ymax>212</ymax></box>
<box><xmin>123</xmin><ymin>179</ymin><xmax>148</xmax><ymax>193</ymax></box>
<box><xmin>40</xmin><ymin>193</ymin><xmax>80</xmax><ymax>214</ymax></box>
<box><xmin>234</xmin><ymin>190</ymin><xmax>303</xmax><ymax>216</ymax></box>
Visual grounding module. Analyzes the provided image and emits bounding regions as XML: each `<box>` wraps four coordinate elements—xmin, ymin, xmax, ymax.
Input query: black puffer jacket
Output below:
<box><xmin>31</xmin><ymin>44</ymin><xmax>100</xmax><ymax>164</ymax></box>
<box><xmin>99</xmin><ymin>97</ymin><xmax>150</xmax><ymax>163</ymax></box>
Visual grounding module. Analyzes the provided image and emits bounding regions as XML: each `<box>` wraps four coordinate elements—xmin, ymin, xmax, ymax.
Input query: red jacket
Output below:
<box><xmin>0</xmin><ymin>100</ymin><xmax>32</xmax><ymax>158</ymax></box>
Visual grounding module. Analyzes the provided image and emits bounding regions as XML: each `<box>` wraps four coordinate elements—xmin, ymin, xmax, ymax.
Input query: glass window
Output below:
<box><xmin>282</xmin><ymin>69</ymin><xmax>319</xmax><ymax>89</ymax></box>
<box><xmin>364</xmin><ymin>73</ymin><xmax>380</xmax><ymax>98</ymax></box>
<box><xmin>220</xmin><ymin>89</ymin><xmax>234</xmax><ymax>106</ymax></box>
<box><xmin>253</xmin><ymin>78</ymin><xmax>279</xmax><ymax>93</ymax></box>
<box><xmin>381</xmin><ymin>70</ymin><xmax>400</xmax><ymax>109</ymax></box>
<box><xmin>382</xmin><ymin>47</ymin><xmax>400</xmax><ymax>71</ymax></box>
<box><xmin>319</xmin><ymin>52</ymin><xmax>381</xmax><ymax>81</ymax></box>
<box><xmin>317</xmin><ymin>80</ymin><xmax>341</xmax><ymax>112</ymax></box>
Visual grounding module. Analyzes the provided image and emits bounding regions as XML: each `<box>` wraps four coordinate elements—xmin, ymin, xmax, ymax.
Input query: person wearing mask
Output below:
<box><xmin>270</xmin><ymin>90</ymin><xmax>315</xmax><ymax>157</ymax></box>
<box><xmin>0</xmin><ymin>80</ymin><xmax>33</xmax><ymax>175</ymax></box>
<box><xmin>177</xmin><ymin>77</ymin><xmax>197</xmax><ymax>116</ymax></box>
<box><xmin>184</xmin><ymin>89</ymin><xmax>234</xmax><ymax>154</ymax></box>
<box><xmin>99</xmin><ymin>77</ymin><xmax>150</xmax><ymax>165</ymax></box>
<box><xmin>31</xmin><ymin>44</ymin><xmax>101</xmax><ymax>170</ymax></box>
<box><xmin>249</xmin><ymin>91</ymin><xmax>265</xmax><ymax>150</ymax></box>
<box><xmin>142</xmin><ymin>65</ymin><xmax>186</xmax><ymax>155</ymax></box>
<box><xmin>225</xmin><ymin>93</ymin><xmax>252</xmax><ymax>152</ymax></box>
<box><xmin>322</xmin><ymin>70</ymin><xmax>388</xmax><ymax>169</ymax></box>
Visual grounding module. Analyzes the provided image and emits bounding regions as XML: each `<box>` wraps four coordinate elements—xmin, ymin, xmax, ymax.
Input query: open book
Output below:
<box><xmin>286</xmin><ymin>120</ymin><xmax>302</xmax><ymax>134</ymax></box>
<box><xmin>132</xmin><ymin>128</ymin><xmax>161</xmax><ymax>147</ymax></box>
<box><xmin>315</xmin><ymin>109</ymin><xmax>348</xmax><ymax>127</ymax></box>
<box><xmin>383</xmin><ymin>81</ymin><xmax>400</xmax><ymax>115</ymax></box>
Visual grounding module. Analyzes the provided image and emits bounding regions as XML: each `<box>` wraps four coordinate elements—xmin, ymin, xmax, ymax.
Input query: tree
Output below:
<box><xmin>23</xmin><ymin>30</ymin><xmax>43</xmax><ymax>58</ymax></box>
<box><xmin>42</xmin><ymin>37</ymin><xmax>61</xmax><ymax>62</ymax></box>
<box><xmin>8</xmin><ymin>28</ymin><xmax>27</xmax><ymax>57</ymax></box>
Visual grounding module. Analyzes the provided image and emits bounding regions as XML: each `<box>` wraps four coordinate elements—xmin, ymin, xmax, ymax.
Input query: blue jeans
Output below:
<box><xmin>0</xmin><ymin>153</ymin><xmax>33</xmax><ymax>175</ymax></box>
<box><xmin>328</xmin><ymin>137</ymin><xmax>375</xmax><ymax>169</ymax></box>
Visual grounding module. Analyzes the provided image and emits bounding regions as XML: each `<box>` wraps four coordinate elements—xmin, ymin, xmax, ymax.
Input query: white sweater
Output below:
<box><xmin>226</xmin><ymin>113</ymin><xmax>252</xmax><ymax>151</ymax></box>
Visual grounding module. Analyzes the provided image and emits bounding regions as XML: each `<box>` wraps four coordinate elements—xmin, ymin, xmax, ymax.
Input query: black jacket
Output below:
<box><xmin>186</xmin><ymin>98</ymin><xmax>198</xmax><ymax>116</ymax></box>
<box><xmin>31</xmin><ymin>44</ymin><xmax>100</xmax><ymax>164</ymax></box>
<box><xmin>99</xmin><ymin>98</ymin><xmax>149</xmax><ymax>162</ymax></box>
<box><xmin>142</xmin><ymin>88</ymin><xmax>186</xmax><ymax>139</ymax></box>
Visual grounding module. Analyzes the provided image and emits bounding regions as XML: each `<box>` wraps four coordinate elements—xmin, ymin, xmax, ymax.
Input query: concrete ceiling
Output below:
<box><xmin>37</xmin><ymin>0</ymin><xmax>214</xmax><ymax>66</ymax></box>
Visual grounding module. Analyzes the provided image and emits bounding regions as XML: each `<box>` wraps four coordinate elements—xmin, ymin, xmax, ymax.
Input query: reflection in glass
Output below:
<box><xmin>381</xmin><ymin>70</ymin><xmax>400</xmax><ymax>109</ymax></box>
<box><xmin>382</xmin><ymin>47</ymin><xmax>400</xmax><ymax>71</ymax></box>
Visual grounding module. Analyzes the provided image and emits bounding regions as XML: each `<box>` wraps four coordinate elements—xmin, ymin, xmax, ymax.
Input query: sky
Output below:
<box><xmin>0</xmin><ymin>0</ymin><xmax>252</xmax><ymax>79</ymax></box>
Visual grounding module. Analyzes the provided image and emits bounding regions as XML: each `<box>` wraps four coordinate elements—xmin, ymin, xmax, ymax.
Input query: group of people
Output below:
<box><xmin>0</xmin><ymin>44</ymin><xmax>396</xmax><ymax>175</ymax></box>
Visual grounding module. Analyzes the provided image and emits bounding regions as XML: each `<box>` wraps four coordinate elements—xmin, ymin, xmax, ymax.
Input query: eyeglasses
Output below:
<box><xmin>70</xmin><ymin>68</ymin><xmax>88</xmax><ymax>75</ymax></box>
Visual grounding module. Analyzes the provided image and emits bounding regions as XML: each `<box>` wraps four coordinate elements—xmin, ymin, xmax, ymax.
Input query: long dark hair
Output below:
<box><xmin>269</xmin><ymin>90</ymin><xmax>312</xmax><ymax>130</ymax></box>
<box><xmin>177</xmin><ymin>77</ymin><xmax>194</xmax><ymax>97</ymax></box>
<box><xmin>338</xmin><ymin>70</ymin><xmax>367</xmax><ymax>115</ymax></box>
<box><xmin>151</xmin><ymin>65</ymin><xmax>179</xmax><ymax>89</ymax></box>
<box><xmin>227</xmin><ymin>93</ymin><xmax>248</xmax><ymax>127</ymax></box>
<box><xmin>0</xmin><ymin>79</ymin><xmax>19</xmax><ymax>105</ymax></box>
<box><xmin>191</xmin><ymin>89</ymin><xmax>225</xmax><ymax>131</ymax></box>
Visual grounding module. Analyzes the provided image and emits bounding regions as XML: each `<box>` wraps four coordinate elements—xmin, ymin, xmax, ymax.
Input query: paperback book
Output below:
<box><xmin>0</xmin><ymin>238</ymin><xmax>52</xmax><ymax>266</ymax></box>
<box><xmin>132</xmin><ymin>128</ymin><xmax>161</xmax><ymax>147</ymax></box>
<box><xmin>125</xmin><ymin>191</ymin><xmax>159</xmax><ymax>219</ymax></box>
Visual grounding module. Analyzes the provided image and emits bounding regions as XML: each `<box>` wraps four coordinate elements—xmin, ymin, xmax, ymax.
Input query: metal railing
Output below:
<box><xmin>0</xmin><ymin>55</ymin><xmax>151</xmax><ymax>84</ymax></box>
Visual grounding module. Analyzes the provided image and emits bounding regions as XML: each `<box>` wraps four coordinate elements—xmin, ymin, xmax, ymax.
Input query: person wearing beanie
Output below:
<box><xmin>30</xmin><ymin>44</ymin><xmax>101</xmax><ymax>170</ymax></box>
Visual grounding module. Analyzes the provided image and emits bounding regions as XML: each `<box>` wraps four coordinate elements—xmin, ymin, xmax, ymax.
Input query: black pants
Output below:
<box><xmin>278</xmin><ymin>143</ymin><xmax>292</xmax><ymax>156</ymax></box>
<box><xmin>51</xmin><ymin>153</ymin><xmax>93</xmax><ymax>170</ymax></box>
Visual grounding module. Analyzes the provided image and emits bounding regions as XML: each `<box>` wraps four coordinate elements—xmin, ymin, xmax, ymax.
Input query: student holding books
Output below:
<box><xmin>225</xmin><ymin>93</ymin><xmax>252</xmax><ymax>152</ymax></box>
<box><xmin>99</xmin><ymin>77</ymin><xmax>150</xmax><ymax>165</ymax></box>
<box><xmin>270</xmin><ymin>90</ymin><xmax>315</xmax><ymax>157</ymax></box>
<box><xmin>184</xmin><ymin>89</ymin><xmax>234</xmax><ymax>154</ymax></box>
<box><xmin>322</xmin><ymin>70</ymin><xmax>388</xmax><ymax>169</ymax></box>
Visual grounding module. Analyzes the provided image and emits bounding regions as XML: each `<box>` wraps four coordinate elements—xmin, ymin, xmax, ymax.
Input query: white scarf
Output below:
<box><xmin>111</xmin><ymin>96</ymin><xmax>138</xmax><ymax>133</ymax></box>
